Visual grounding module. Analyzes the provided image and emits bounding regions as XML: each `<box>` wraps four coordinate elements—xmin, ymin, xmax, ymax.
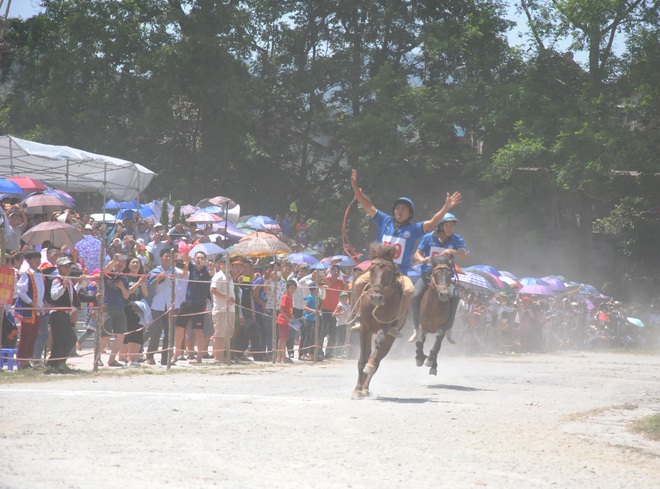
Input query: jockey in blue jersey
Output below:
<box><xmin>351</xmin><ymin>169</ymin><xmax>461</xmax><ymax>337</ymax></box>
<box><xmin>408</xmin><ymin>213</ymin><xmax>467</xmax><ymax>344</ymax></box>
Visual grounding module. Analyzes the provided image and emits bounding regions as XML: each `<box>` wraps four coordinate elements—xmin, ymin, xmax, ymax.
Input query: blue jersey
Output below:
<box><xmin>372</xmin><ymin>210</ymin><xmax>425</xmax><ymax>274</ymax></box>
<box><xmin>417</xmin><ymin>232</ymin><xmax>466</xmax><ymax>276</ymax></box>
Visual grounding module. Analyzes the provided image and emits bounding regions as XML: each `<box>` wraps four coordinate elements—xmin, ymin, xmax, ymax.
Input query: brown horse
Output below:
<box><xmin>352</xmin><ymin>243</ymin><xmax>404</xmax><ymax>400</ymax></box>
<box><xmin>414</xmin><ymin>256</ymin><xmax>452</xmax><ymax>375</ymax></box>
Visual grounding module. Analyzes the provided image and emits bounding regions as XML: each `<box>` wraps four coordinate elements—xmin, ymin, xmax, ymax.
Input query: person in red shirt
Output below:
<box><xmin>276</xmin><ymin>280</ymin><xmax>297</xmax><ymax>363</ymax></box>
<box><xmin>319</xmin><ymin>265</ymin><xmax>346</xmax><ymax>359</ymax></box>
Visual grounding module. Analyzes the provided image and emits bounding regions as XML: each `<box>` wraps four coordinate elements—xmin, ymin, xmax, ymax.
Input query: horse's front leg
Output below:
<box><xmin>362</xmin><ymin>329</ymin><xmax>397</xmax><ymax>395</ymax></box>
<box><xmin>353</xmin><ymin>327</ymin><xmax>371</xmax><ymax>400</ymax></box>
<box><xmin>415</xmin><ymin>331</ymin><xmax>427</xmax><ymax>367</ymax></box>
<box><xmin>425</xmin><ymin>329</ymin><xmax>445</xmax><ymax>376</ymax></box>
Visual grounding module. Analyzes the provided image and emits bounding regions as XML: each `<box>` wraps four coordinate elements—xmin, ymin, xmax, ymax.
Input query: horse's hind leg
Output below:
<box><xmin>426</xmin><ymin>330</ymin><xmax>445</xmax><ymax>376</ymax></box>
<box><xmin>415</xmin><ymin>333</ymin><xmax>427</xmax><ymax>367</ymax></box>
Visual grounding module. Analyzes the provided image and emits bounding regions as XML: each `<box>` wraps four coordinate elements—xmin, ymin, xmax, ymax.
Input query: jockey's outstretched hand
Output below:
<box><xmin>445</xmin><ymin>191</ymin><xmax>462</xmax><ymax>210</ymax></box>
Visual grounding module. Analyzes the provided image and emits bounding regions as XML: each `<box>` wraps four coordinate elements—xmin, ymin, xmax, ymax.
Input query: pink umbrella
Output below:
<box><xmin>187</xmin><ymin>212</ymin><xmax>222</xmax><ymax>223</ymax></box>
<box><xmin>356</xmin><ymin>260</ymin><xmax>371</xmax><ymax>271</ymax></box>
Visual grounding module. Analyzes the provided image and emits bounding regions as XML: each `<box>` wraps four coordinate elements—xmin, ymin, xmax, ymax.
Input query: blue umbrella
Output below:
<box><xmin>197</xmin><ymin>205</ymin><xmax>224</xmax><ymax>215</ymax></box>
<box><xmin>0</xmin><ymin>178</ymin><xmax>25</xmax><ymax>195</ymax></box>
<box><xmin>310</xmin><ymin>262</ymin><xmax>328</xmax><ymax>271</ymax></box>
<box><xmin>467</xmin><ymin>264</ymin><xmax>501</xmax><ymax>276</ymax></box>
<box><xmin>115</xmin><ymin>204</ymin><xmax>156</xmax><ymax>220</ymax></box>
<box><xmin>457</xmin><ymin>272</ymin><xmax>497</xmax><ymax>294</ymax></box>
<box><xmin>579</xmin><ymin>284</ymin><xmax>600</xmax><ymax>296</ymax></box>
<box><xmin>247</xmin><ymin>215</ymin><xmax>281</xmax><ymax>231</ymax></box>
<box><xmin>104</xmin><ymin>199</ymin><xmax>138</xmax><ymax>210</ymax></box>
<box><xmin>287</xmin><ymin>252</ymin><xmax>319</xmax><ymax>265</ymax></box>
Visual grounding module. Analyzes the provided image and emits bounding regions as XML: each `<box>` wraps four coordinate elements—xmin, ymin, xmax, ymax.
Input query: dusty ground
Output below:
<box><xmin>1</xmin><ymin>349</ymin><xmax>659</xmax><ymax>489</ymax></box>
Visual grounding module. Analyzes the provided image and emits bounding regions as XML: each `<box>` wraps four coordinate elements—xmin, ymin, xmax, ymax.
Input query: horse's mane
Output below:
<box><xmin>369</xmin><ymin>242</ymin><xmax>396</xmax><ymax>262</ymax></box>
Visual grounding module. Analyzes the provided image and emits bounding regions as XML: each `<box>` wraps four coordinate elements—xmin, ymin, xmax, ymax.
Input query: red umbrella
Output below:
<box><xmin>356</xmin><ymin>260</ymin><xmax>371</xmax><ymax>271</ymax></box>
<box><xmin>6</xmin><ymin>176</ymin><xmax>47</xmax><ymax>194</ymax></box>
<box><xmin>22</xmin><ymin>192</ymin><xmax>71</xmax><ymax>214</ymax></box>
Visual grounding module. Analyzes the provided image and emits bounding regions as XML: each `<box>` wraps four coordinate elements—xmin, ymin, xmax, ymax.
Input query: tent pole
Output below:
<box><xmin>8</xmin><ymin>137</ymin><xmax>14</xmax><ymax>175</ymax></box>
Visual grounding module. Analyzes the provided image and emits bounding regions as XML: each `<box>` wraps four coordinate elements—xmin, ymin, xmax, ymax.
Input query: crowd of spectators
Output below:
<box><xmin>1</xmin><ymin>199</ymin><xmax>658</xmax><ymax>374</ymax></box>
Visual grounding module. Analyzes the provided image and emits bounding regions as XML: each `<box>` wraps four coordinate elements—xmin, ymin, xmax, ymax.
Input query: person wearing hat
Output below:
<box><xmin>408</xmin><ymin>212</ymin><xmax>467</xmax><ymax>344</ymax></box>
<box><xmin>46</xmin><ymin>256</ymin><xmax>82</xmax><ymax>373</ymax></box>
<box><xmin>15</xmin><ymin>250</ymin><xmax>46</xmax><ymax>370</ymax></box>
<box><xmin>350</xmin><ymin>169</ymin><xmax>462</xmax><ymax>337</ymax></box>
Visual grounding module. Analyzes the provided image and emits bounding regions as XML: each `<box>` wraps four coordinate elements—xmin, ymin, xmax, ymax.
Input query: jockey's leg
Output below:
<box><xmin>350</xmin><ymin>272</ymin><xmax>370</xmax><ymax>332</ymax></box>
<box><xmin>408</xmin><ymin>273</ymin><xmax>429</xmax><ymax>343</ymax></box>
<box><xmin>388</xmin><ymin>275</ymin><xmax>414</xmax><ymax>338</ymax></box>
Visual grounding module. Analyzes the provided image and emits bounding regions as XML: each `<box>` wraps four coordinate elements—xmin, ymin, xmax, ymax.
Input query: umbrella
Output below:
<box><xmin>226</xmin><ymin>236</ymin><xmax>291</xmax><ymax>258</ymax></box>
<box><xmin>240</xmin><ymin>231</ymin><xmax>278</xmax><ymax>241</ymax></box>
<box><xmin>0</xmin><ymin>178</ymin><xmax>25</xmax><ymax>195</ymax></box>
<box><xmin>206</xmin><ymin>221</ymin><xmax>248</xmax><ymax>241</ymax></box>
<box><xmin>499</xmin><ymin>270</ymin><xmax>518</xmax><ymax>280</ymax></box>
<box><xmin>330</xmin><ymin>254</ymin><xmax>356</xmax><ymax>267</ymax></box>
<box><xmin>519</xmin><ymin>277</ymin><xmax>550</xmax><ymax>287</ymax></box>
<box><xmin>48</xmin><ymin>189</ymin><xmax>76</xmax><ymax>206</ymax></box>
<box><xmin>519</xmin><ymin>284</ymin><xmax>554</xmax><ymax>296</ymax></box>
<box><xmin>196</xmin><ymin>205</ymin><xmax>223</xmax><ymax>215</ymax></box>
<box><xmin>196</xmin><ymin>196</ymin><xmax>238</xmax><ymax>209</ymax></box>
<box><xmin>499</xmin><ymin>275</ymin><xmax>522</xmax><ymax>289</ymax></box>
<box><xmin>540</xmin><ymin>276</ymin><xmax>567</xmax><ymax>292</ymax></box>
<box><xmin>579</xmin><ymin>284</ymin><xmax>600</xmax><ymax>296</ymax></box>
<box><xmin>626</xmin><ymin>317</ymin><xmax>644</xmax><ymax>328</ymax></box>
<box><xmin>22</xmin><ymin>192</ymin><xmax>71</xmax><ymax>214</ymax></box>
<box><xmin>21</xmin><ymin>221</ymin><xmax>84</xmax><ymax>247</ymax></box>
<box><xmin>468</xmin><ymin>269</ymin><xmax>507</xmax><ymax>289</ymax></box>
<box><xmin>6</xmin><ymin>176</ymin><xmax>47</xmax><ymax>194</ymax></box>
<box><xmin>103</xmin><ymin>199</ymin><xmax>138</xmax><ymax>210</ymax></box>
<box><xmin>581</xmin><ymin>298</ymin><xmax>595</xmax><ymax>311</ymax></box>
<box><xmin>247</xmin><ymin>215</ymin><xmax>281</xmax><ymax>232</ymax></box>
<box><xmin>468</xmin><ymin>264</ymin><xmax>501</xmax><ymax>276</ymax></box>
<box><xmin>310</xmin><ymin>261</ymin><xmax>329</xmax><ymax>271</ymax></box>
<box><xmin>187</xmin><ymin>212</ymin><xmax>223</xmax><ymax>223</ymax></box>
<box><xmin>355</xmin><ymin>260</ymin><xmax>371</xmax><ymax>271</ymax></box>
<box><xmin>89</xmin><ymin>212</ymin><xmax>116</xmax><ymax>223</ymax></box>
<box><xmin>189</xmin><ymin>242</ymin><xmax>225</xmax><ymax>259</ymax></box>
<box><xmin>115</xmin><ymin>204</ymin><xmax>156</xmax><ymax>220</ymax></box>
<box><xmin>287</xmin><ymin>252</ymin><xmax>319</xmax><ymax>265</ymax></box>
<box><xmin>456</xmin><ymin>272</ymin><xmax>497</xmax><ymax>294</ymax></box>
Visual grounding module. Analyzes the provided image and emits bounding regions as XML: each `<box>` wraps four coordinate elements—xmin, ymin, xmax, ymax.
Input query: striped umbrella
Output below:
<box><xmin>456</xmin><ymin>271</ymin><xmax>497</xmax><ymax>294</ymax></box>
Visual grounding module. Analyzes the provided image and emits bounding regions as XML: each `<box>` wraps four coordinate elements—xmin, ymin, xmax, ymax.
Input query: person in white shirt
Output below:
<box><xmin>15</xmin><ymin>251</ymin><xmax>45</xmax><ymax>370</ymax></box>
<box><xmin>210</xmin><ymin>256</ymin><xmax>235</xmax><ymax>364</ymax></box>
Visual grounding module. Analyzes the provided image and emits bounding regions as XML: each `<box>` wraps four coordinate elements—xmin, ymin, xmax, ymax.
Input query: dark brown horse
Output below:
<box><xmin>352</xmin><ymin>243</ymin><xmax>404</xmax><ymax>400</ymax></box>
<box><xmin>415</xmin><ymin>256</ymin><xmax>452</xmax><ymax>375</ymax></box>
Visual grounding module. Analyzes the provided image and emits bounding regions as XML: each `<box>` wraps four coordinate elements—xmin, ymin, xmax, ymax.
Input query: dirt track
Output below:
<box><xmin>1</xmin><ymin>350</ymin><xmax>659</xmax><ymax>489</ymax></box>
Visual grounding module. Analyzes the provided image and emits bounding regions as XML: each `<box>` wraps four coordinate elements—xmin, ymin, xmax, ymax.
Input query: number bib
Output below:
<box><xmin>382</xmin><ymin>235</ymin><xmax>406</xmax><ymax>265</ymax></box>
<box><xmin>429</xmin><ymin>245</ymin><xmax>447</xmax><ymax>259</ymax></box>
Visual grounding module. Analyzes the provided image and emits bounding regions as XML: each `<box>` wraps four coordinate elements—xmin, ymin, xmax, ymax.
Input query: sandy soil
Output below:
<box><xmin>1</xmin><ymin>349</ymin><xmax>659</xmax><ymax>489</ymax></box>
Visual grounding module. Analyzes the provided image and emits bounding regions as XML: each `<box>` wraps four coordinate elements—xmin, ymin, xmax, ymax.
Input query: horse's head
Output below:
<box><xmin>429</xmin><ymin>256</ymin><xmax>452</xmax><ymax>302</ymax></box>
<box><xmin>368</xmin><ymin>243</ymin><xmax>398</xmax><ymax>306</ymax></box>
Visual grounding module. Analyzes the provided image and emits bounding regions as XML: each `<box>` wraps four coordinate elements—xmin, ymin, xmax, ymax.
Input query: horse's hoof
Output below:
<box><xmin>352</xmin><ymin>390</ymin><xmax>364</xmax><ymax>400</ymax></box>
<box><xmin>415</xmin><ymin>357</ymin><xmax>424</xmax><ymax>367</ymax></box>
<box><xmin>362</xmin><ymin>388</ymin><xmax>370</xmax><ymax>397</ymax></box>
<box><xmin>429</xmin><ymin>368</ymin><xmax>437</xmax><ymax>376</ymax></box>
<box><xmin>424</xmin><ymin>358</ymin><xmax>433</xmax><ymax>367</ymax></box>
<box><xmin>363</xmin><ymin>363</ymin><xmax>376</xmax><ymax>375</ymax></box>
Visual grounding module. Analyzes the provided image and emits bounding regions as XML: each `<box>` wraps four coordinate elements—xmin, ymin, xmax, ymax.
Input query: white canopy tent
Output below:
<box><xmin>0</xmin><ymin>135</ymin><xmax>155</xmax><ymax>201</ymax></box>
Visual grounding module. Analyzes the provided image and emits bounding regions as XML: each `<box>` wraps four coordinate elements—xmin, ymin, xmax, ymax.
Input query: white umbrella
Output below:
<box><xmin>189</xmin><ymin>242</ymin><xmax>225</xmax><ymax>259</ymax></box>
<box><xmin>89</xmin><ymin>213</ymin><xmax>117</xmax><ymax>223</ymax></box>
